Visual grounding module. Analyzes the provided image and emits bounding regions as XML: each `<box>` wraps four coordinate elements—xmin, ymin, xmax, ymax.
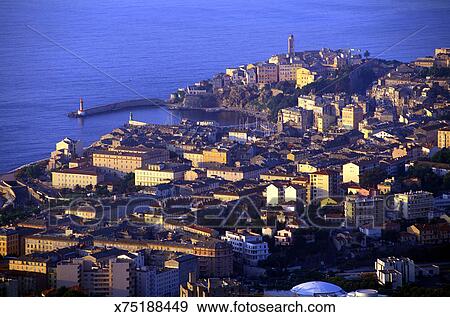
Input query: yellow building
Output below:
<box><xmin>297</xmin><ymin>163</ymin><xmax>318</xmax><ymax>174</ymax></box>
<box><xmin>308</xmin><ymin>170</ymin><xmax>340</xmax><ymax>202</ymax></box>
<box><xmin>225</xmin><ymin>68</ymin><xmax>238</xmax><ymax>77</ymax></box>
<box><xmin>93</xmin><ymin>147</ymin><xmax>169</xmax><ymax>176</ymax></box>
<box><xmin>213</xmin><ymin>191</ymin><xmax>241</xmax><ymax>202</ymax></box>
<box><xmin>9</xmin><ymin>256</ymin><xmax>50</xmax><ymax>274</ymax></box>
<box><xmin>184</xmin><ymin>169</ymin><xmax>206</xmax><ymax>181</ymax></box>
<box><xmin>206</xmin><ymin>165</ymin><xmax>267</xmax><ymax>182</ymax></box>
<box><xmin>296</xmin><ymin>67</ymin><xmax>316</xmax><ymax>89</ymax></box>
<box><xmin>0</xmin><ymin>228</ymin><xmax>19</xmax><ymax>256</ymax></box>
<box><xmin>51</xmin><ymin>167</ymin><xmax>104</xmax><ymax>189</ymax></box>
<box><xmin>202</xmin><ymin>148</ymin><xmax>229</xmax><ymax>165</ymax></box>
<box><xmin>183</xmin><ymin>151</ymin><xmax>204</xmax><ymax>167</ymax></box>
<box><xmin>341</xmin><ymin>105</ymin><xmax>364</xmax><ymax>130</ymax></box>
<box><xmin>25</xmin><ymin>235</ymin><xmax>81</xmax><ymax>255</ymax></box>
<box><xmin>143</xmin><ymin>213</ymin><xmax>164</xmax><ymax>225</ymax></box>
<box><xmin>414</xmin><ymin>57</ymin><xmax>434</xmax><ymax>68</ymax></box>
<box><xmin>438</xmin><ymin>128</ymin><xmax>450</xmax><ymax>148</ymax></box>
<box><xmin>65</xmin><ymin>207</ymin><xmax>97</xmax><ymax>219</ymax></box>
<box><xmin>135</xmin><ymin>163</ymin><xmax>188</xmax><ymax>187</ymax></box>
<box><xmin>260</xmin><ymin>173</ymin><xmax>297</xmax><ymax>181</ymax></box>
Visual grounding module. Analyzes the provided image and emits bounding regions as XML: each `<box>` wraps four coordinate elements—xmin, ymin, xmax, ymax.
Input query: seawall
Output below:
<box><xmin>68</xmin><ymin>98</ymin><xmax>167</xmax><ymax>118</ymax></box>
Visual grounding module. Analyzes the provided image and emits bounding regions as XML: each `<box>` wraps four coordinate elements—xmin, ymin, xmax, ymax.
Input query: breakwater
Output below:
<box><xmin>68</xmin><ymin>98</ymin><xmax>167</xmax><ymax>118</ymax></box>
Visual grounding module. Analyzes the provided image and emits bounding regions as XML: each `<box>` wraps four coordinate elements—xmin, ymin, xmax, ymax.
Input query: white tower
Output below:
<box><xmin>77</xmin><ymin>97</ymin><xmax>85</xmax><ymax>116</ymax></box>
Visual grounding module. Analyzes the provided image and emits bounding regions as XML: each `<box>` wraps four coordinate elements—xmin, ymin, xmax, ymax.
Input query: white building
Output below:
<box><xmin>375</xmin><ymin>257</ymin><xmax>415</xmax><ymax>289</ymax></box>
<box><xmin>56</xmin><ymin>252</ymin><xmax>142</xmax><ymax>297</ymax></box>
<box><xmin>285</xmin><ymin>185</ymin><xmax>306</xmax><ymax>204</ymax></box>
<box><xmin>135</xmin><ymin>266</ymin><xmax>179</xmax><ymax>297</ymax></box>
<box><xmin>394</xmin><ymin>191</ymin><xmax>434</xmax><ymax>220</ymax></box>
<box><xmin>56</xmin><ymin>249</ymin><xmax>180</xmax><ymax>297</ymax></box>
<box><xmin>222</xmin><ymin>230</ymin><xmax>269</xmax><ymax>266</ymax></box>
<box><xmin>266</xmin><ymin>183</ymin><xmax>306</xmax><ymax>206</ymax></box>
<box><xmin>228</xmin><ymin>130</ymin><xmax>248</xmax><ymax>144</ymax></box>
<box><xmin>266</xmin><ymin>183</ymin><xmax>284</xmax><ymax>206</ymax></box>
<box><xmin>55</xmin><ymin>137</ymin><xmax>83</xmax><ymax>157</ymax></box>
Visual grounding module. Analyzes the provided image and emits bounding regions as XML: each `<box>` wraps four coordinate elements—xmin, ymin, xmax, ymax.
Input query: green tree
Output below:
<box><xmin>95</xmin><ymin>185</ymin><xmax>109</xmax><ymax>196</ymax></box>
<box><xmin>432</xmin><ymin>148</ymin><xmax>450</xmax><ymax>164</ymax></box>
<box><xmin>17</xmin><ymin>164</ymin><xmax>43</xmax><ymax>179</ymax></box>
<box><xmin>360</xmin><ymin>168</ymin><xmax>387</xmax><ymax>187</ymax></box>
<box><xmin>443</xmin><ymin>173</ymin><xmax>450</xmax><ymax>191</ymax></box>
<box><xmin>118</xmin><ymin>173</ymin><xmax>136</xmax><ymax>193</ymax></box>
<box><xmin>406</xmin><ymin>164</ymin><xmax>443</xmax><ymax>193</ymax></box>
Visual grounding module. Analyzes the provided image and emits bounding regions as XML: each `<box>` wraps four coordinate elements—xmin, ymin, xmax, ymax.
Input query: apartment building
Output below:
<box><xmin>298</xmin><ymin>94</ymin><xmax>321</xmax><ymax>110</ymax></box>
<box><xmin>266</xmin><ymin>183</ymin><xmax>306</xmax><ymax>206</ymax></box>
<box><xmin>256</xmin><ymin>63</ymin><xmax>278</xmax><ymax>84</ymax></box>
<box><xmin>342</xmin><ymin>159</ymin><xmax>379</xmax><ymax>184</ymax></box>
<box><xmin>407</xmin><ymin>223</ymin><xmax>450</xmax><ymax>244</ymax></box>
<box><xmin>228</xmin><ymin>130</ymin><xmax>248</xmax><ymax>144</ymax></box>
<box><xmin>134</xmin><ymin>163</ymin><xmax>189</xmax><ymax>187</ymax></box>
<box><xmin>64</xmin><ymin>206</ymin><xmax>97</xmax><ymax>219</ymax></box>
<box><xmin>375</xmin><ymin>257</ymin><xmax>415</xmax><ymax>289</ymax></box>
<box><xmin>0</xmin><ymin>228</ymin><xmax>19</xmax><ymax>256</ymax></box>
<box><xmin>135</xmin><ymin>266</ymin><xmax>179</xmax><ymax>297</ymax></box>
<box><xmin>24</xmin><ymin>235</ymin><xmax>86</xmax><ymax>255</ymax></box>
<box><xmin>180</xmin><ymin>273</ymin><xmax>248</xmax><ymax>297</ymax></box>
<box><xmin>341</xmin><ymin>104</ymin><xmax>364</xmax><ymax>130</ymax></box>
<box><xmin>57</xmin><ymin>252</ymin><xmax>144</xmax><ymax>296</ymax></box>
<box><xmin>183</xmin><ymin>151</ymin><xmax>204</xmax><ymax>167</ymax></box>
<box><xmin>344</xmin><ymin>195</ymin><xmax>385</xmax><ymax>227</ymax></box>
<box><xmin>48</xmin><ymin>137</ymin><xmax>83</xmax><ymax>170</ymax></box>
<box><xmin>296</xmin><ymin>67</ymin><xmax>316</xmax><ymax>88</ymax></box>
<box><xmin>206</xmin><ymin>164</ymin><xmax>268</xmax><ymax>182</ymax></box>
<box><xmin>266</xmin><ymin>183</ymin><xmax>284</xmax><ymax>206</ymax></box>
<box><xmin>277</xmin><ymin>107</ymin><xmax>312</xmax><ymax>131</ymax></box>
<box><xmin>317</xmin><ymin>112</ymin><xmax>336</xmax><ymax>132</ymax></box>
<box><xmin>93</xmin><ymin>147</ymin><xmax>169</xmax><ymax>177</ymax></box>
<box><xmin>308</xmin><ymin>170</ymin><xmax>340</xmax><ymax>202</ymax></box>
<box><xmin>278</xmin><ymin>63</ymin><xmax>304</xmax><ymax>82</ymax></box>
<box><xmin>55</xmin><ymin>137</ymin><xmax>83</xmax><ymax>157</ymax></box>
<box><xmin>222</xmin><ymin>230</ymin><xmax>269</xmax><ymax>266</ymax></box>
<box><xmin>394</xmin><ymin>191</ymin><xmax>434</xmax><ymax>220</ymax></box>
<box><xmin>9</xmin><ymin>256</ymin><xmax>51</xmax><ymax>274</ymax></box>
<box><xmin>92</xmin><ymin>238</ymin><xmax>233</xmax><ymax>278</ymax></box>
<box><xmin>203</xmin><ymin>148</ymin><xmax>230</xmax><ymax>165</ymax></box>
<box><xmin>51</xmin><ymin>167</ymin><xmax>104</xmax><ymax>189</ymax></box>
<box><xmin>437</xmin><ymin>128</ymin><xmax>450</xmax><ymax>148</ymax></box>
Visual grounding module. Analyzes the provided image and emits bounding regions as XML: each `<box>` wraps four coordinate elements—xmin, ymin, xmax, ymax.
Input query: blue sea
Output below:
<box><xmin>0</xmin><ymin>0</ymin><xmax>449</xmax><ymax>173</ymax></box>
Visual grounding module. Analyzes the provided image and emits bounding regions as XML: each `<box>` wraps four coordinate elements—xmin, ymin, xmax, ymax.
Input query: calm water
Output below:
<box><xmin>0</xmin><ymin>0</ymin><xmax>449</xmax><ymax>172</ymax></box>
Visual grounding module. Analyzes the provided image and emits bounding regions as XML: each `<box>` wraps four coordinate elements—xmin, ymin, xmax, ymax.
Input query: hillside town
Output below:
<box><xmin>1</xmin><ymin>36</ymin><xmax>450</xmax><ymax>297</ymax></box>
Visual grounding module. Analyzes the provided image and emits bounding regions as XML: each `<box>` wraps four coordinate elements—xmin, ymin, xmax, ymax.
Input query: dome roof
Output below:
<box><xmin>290</xmin><ymin>281</ymin><xmax>346</xmax><ymax>297</ymax></box>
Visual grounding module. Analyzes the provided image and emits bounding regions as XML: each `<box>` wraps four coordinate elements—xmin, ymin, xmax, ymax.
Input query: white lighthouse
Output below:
<box><xmin>77</xmin><ymin>97</ymin><xmax>85</xmax><ymax>117</ymax></box>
